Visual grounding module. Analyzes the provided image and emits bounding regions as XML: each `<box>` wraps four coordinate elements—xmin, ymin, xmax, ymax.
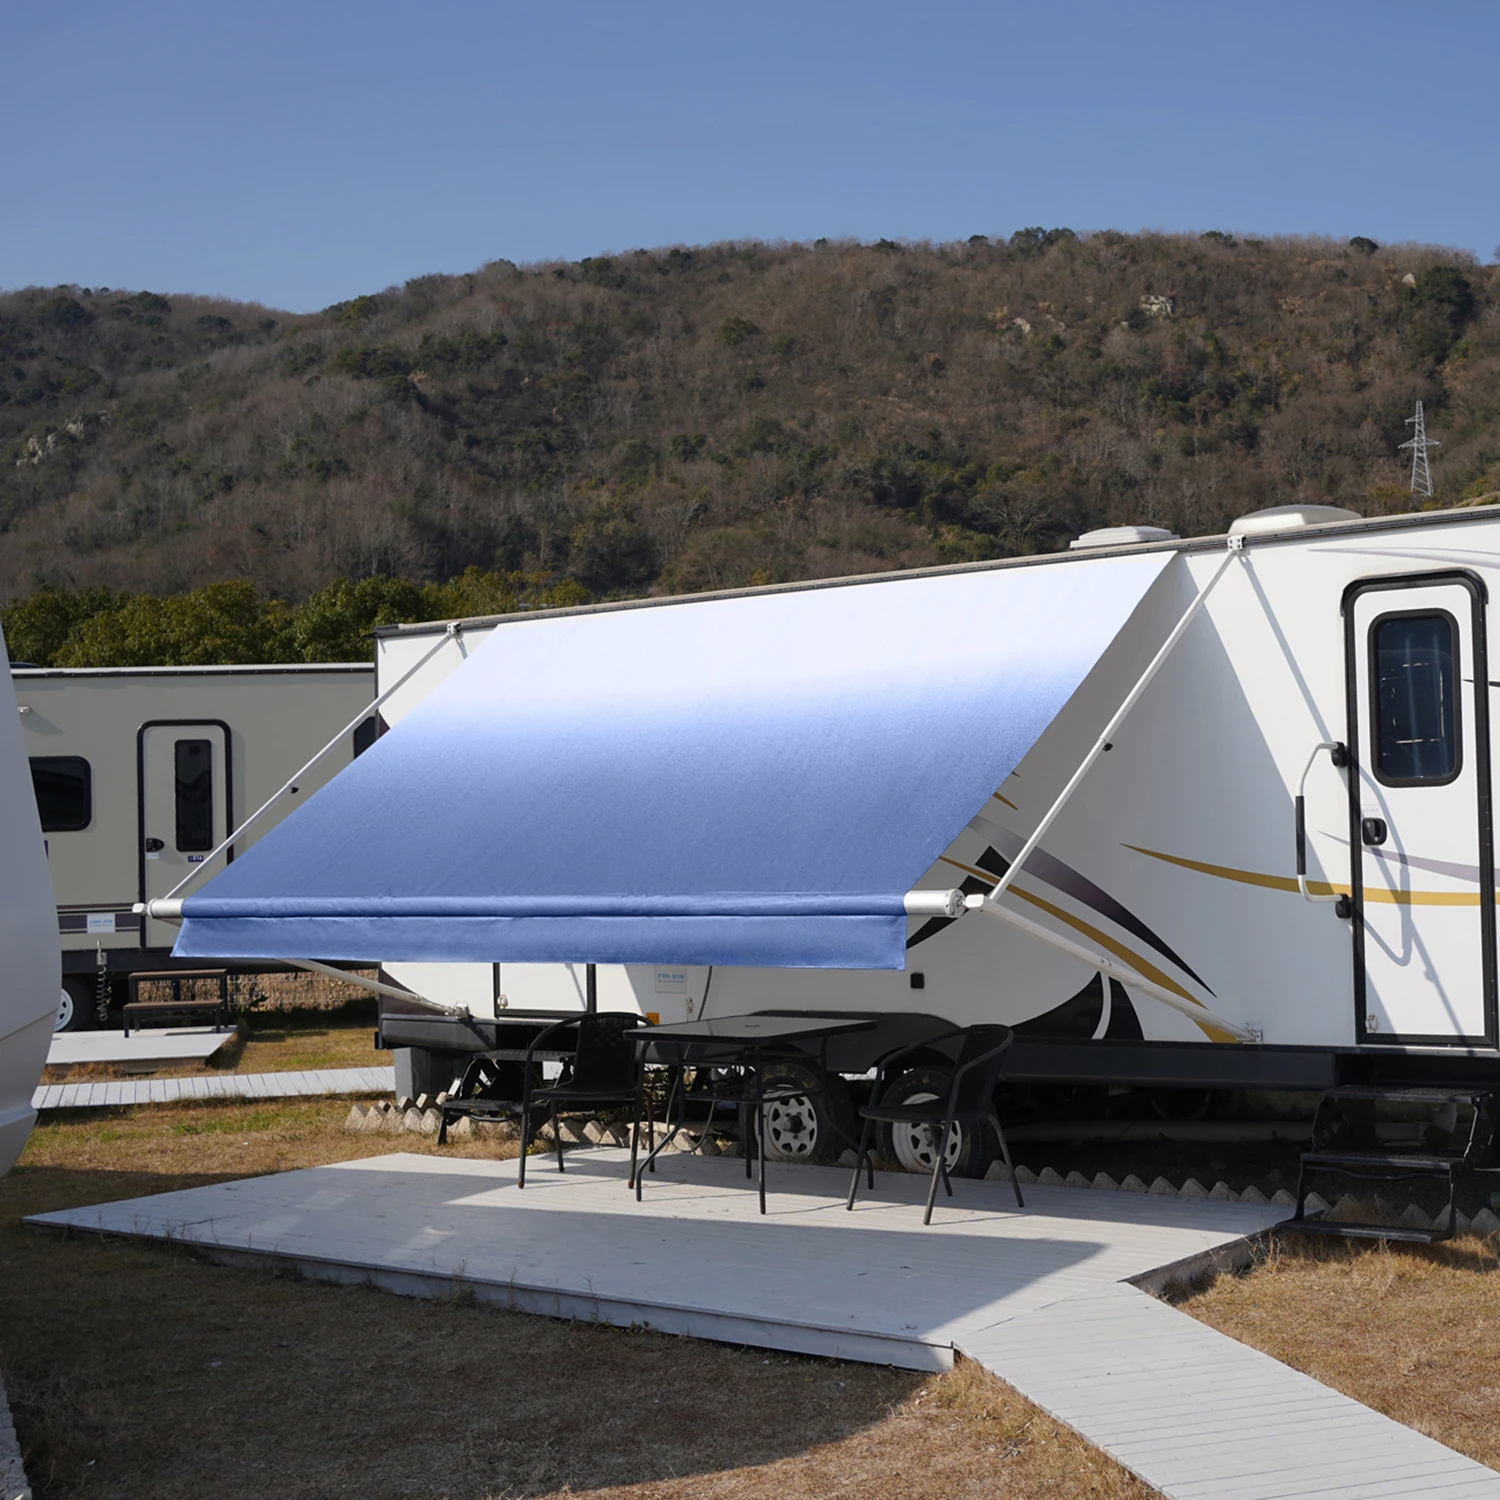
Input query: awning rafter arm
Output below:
<box><xmin>983</xmin><ymin>538</ymin><xmax>1243</xmax><ymax>914</ymax></box>
<box><xmin>162</xmin><ymin>624</ymin><xmax>464</xmax><ymax>906</ymax></box>
<box><xmin>281</xmin><ymin>957</ymin><xmax>472</xmax><ymax>1018</ymax></box>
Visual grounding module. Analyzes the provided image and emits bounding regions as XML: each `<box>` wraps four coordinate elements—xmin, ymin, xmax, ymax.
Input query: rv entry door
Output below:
<box><xmin>1347</xmin><ymin>575</ymin><xmax>1495</xmax><ymax>1045</ymax></box>
<box><xmin>139</xmin><ymin>723</ymin><xmax>231</xmax><ymax>950</ymax></box>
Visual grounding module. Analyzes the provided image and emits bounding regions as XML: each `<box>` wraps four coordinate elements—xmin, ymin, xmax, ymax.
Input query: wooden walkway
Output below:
<box><xmin>0</xmin><ymin>1372</ymin><xmax>29</xmax><ymax>1500</ymax></box>
<box><xmin>963</xmin><ymin>1284</ymin><xmax>1500</xmax><ymax>1499</ymax></box>
<box><xmin>28</xmin><ymin>1149</ymin><xmax>1500</xmax><ymax>1498</ymax></box>
<box><xmin>32</xmin><ymin>1065</ymin><xmax>394</xmax><ymax>1111</ymax></box>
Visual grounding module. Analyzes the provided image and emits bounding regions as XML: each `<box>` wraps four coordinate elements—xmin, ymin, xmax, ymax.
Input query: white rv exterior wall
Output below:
<box><xmin>373</xmin><ymin>507</ymin><xmax>1500</xmax><ymax>1055</ymax></box>
<box><xmin>0</xmin><ymin>630</ymin><xmax>60</xmax><ymax>1173</ymax></box>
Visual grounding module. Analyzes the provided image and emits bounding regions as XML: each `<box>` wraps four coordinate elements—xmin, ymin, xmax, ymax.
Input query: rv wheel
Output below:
<box><xmin>752</xmin><ymin>1062</ymin><xmax>855</xmax><ymax>1165</ymax></box>
<box><xmin>55</xmin><ymin>979</ymin><xmax>94</xmax><ymax>1033</ymax></box>
<box><xmin>877</xmin><ymin>1066</ymin><xmax>995</xmax><ymax>1178</ymax></box>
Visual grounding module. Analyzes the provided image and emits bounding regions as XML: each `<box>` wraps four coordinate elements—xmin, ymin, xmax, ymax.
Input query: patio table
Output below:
<box><xmin>626</xmin><ymin>1013</ymin><xmax>875</xmax><ymax>1214</ymax></box>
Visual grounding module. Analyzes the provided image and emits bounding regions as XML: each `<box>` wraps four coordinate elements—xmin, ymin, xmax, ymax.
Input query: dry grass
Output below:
<box><xmin>1174</xmin><ymin>1233</ymin><xmax>1500</xmax><ymax>1468</ymax></box>
<box><xmin>1</xmin><ymin>1099</ymin><xmax>1154</xmax><ymax>1500</ymax></box>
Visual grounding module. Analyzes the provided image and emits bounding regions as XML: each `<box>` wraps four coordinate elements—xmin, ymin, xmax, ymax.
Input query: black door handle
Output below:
<box><xmin>1361</xmin><ymin>818</ymin><xmax>1388</xmax><ymax>847</ymax></box>
<box><xmin>144</xmin><ymin>837</ymin><xmax>165</xmax><ymax>853</ymax></box>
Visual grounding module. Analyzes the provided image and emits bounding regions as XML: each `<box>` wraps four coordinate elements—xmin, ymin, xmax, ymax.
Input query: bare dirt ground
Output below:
<box><xmin>1</xmin><ymin>1095</ymin><xmax>1153</xmax><ymax>1500</ymax></box>
<box><xmin>1175</xmin><ymin>1232</ymin><xmax>1500</xmax><ymax>1472</ymax></box>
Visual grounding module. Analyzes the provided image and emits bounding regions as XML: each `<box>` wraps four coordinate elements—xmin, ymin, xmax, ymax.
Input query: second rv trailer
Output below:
<box><xmin>14</xmin><ymin>662</ymin><xmax>374</xmax><ymax>1027</ymax></box>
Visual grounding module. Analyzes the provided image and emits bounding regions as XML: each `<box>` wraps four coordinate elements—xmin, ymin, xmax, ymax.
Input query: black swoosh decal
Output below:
<box><xmin>969</xmin><ymin>816</ymin><xmax>1213</xmax><ymax>993</ymax></box>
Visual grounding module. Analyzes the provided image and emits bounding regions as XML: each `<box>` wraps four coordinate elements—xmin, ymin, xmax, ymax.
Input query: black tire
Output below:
<box><xmin>54</xmin><ymin>978</ymin><xmax>96</xmax><ymax>1033</ymax></box>
<box><xmin>875</xmin><ymin>1065</ymin><xmax>996</xmax><ymax>1179</ymax></box>
<box><xmin>749</xmin><ymin>1061</ymin><xmax>856</xmax><ymax>1165</ymax></box>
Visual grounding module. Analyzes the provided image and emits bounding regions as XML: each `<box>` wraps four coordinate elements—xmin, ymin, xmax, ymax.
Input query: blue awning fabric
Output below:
<box><xmin>175</xmin><ymin>554</ymin><xmax>1170</xmax><ymax>970</ymax></box>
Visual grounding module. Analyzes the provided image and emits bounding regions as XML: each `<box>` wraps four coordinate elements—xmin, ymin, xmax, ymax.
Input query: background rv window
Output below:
<box><xmin>30</xmin><ymin>756</ymin><xmax>92</xmax><ymax>831</ymax></box>
<box><xmin>1371</xmin><ymin>612</ymin><xmax>1459</xmax><ymax>785</ymax></box>
<box><xmin>174</xmin><ymin>739</ymin><xmax>214</xmax><ymax>851</ymax></box>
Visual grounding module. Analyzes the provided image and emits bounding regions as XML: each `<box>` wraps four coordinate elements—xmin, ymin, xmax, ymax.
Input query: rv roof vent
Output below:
<box><xmin>1069</xmin><ymin>525</ymin><xmax>1179</xmax><ymax>550</ymax></box>
<box><xmin>1228</xmin><ymin>504</ymin><xmax>1362</xmax><ymax>537</ymax></box>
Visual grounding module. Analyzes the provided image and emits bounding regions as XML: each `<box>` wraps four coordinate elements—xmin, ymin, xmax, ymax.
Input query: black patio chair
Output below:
<box><xmin>846</xmin><ymin>1023</ymin><xmax>1024</xmax><ymax>1225</ymax></box>
<box><xmin>517</xmin><ymin>1012</ymin><xmax>652</xmax><ymax>1188</ymax></box>
<box><xmin>437</xmin><ymin>1052</ymin><xmax>533</xmax><ymax>1144</ymax></box>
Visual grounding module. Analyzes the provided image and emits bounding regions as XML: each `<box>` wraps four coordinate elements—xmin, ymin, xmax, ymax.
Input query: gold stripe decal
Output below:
<box><xmin>1124</xmin><ymin>844</ymin><xmax>1485</xmax><ymax>907</ymax></box>
<box><xmin>939</xmin><ymin>857</ymin><xmax>1235</xmax><ymax>1043</ymax></box>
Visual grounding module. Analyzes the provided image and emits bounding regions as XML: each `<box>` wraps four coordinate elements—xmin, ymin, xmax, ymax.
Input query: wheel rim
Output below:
<box><xmin>890</xmin><ymin>1091</ymin><xmax>961</xmax><ymax>1173</ymax></box>
<box><xmin>55</xmin><ymin>987</ymin><xmax>74</xmax><ymax>1032</ymax></box>
<box><xmin>763</xmin><ymin>1094</ymin><xmax>818</xmax><ymax>1160</ymax></box>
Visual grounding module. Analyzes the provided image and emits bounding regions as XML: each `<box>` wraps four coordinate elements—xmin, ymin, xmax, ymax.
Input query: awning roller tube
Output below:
<box><xmin>903</xmin><ymin>888</ymin><xmax>967</xmax><ymax>919</ymax></box>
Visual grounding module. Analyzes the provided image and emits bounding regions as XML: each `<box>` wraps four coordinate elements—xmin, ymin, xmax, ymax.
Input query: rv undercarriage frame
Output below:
<box><xmin>377</xmin><ymin>1002</ymin><xmax>1500</xmax><ymax>1098</ymax></box>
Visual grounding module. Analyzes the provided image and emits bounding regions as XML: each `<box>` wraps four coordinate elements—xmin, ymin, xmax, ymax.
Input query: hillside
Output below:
<box><xmin>3</xmin><ymin>231</ymin><xmax>1497</xmax><ymax>613</ymax></box>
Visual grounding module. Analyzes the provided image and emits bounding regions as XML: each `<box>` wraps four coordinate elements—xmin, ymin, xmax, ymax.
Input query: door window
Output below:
<box><xmin>30</xmin><ymin>755</ymin><xmax>92</xmax><ymax>831</ymax></box>
<box><xmin>174</xmin><ymin>739</ymin><xmax>215</xmax><ymax>851</ymax></box>
<box><xmin>1370</xmin><ymin>611</ymin><xmax>1459</xmax><ymax>785</ymax></box>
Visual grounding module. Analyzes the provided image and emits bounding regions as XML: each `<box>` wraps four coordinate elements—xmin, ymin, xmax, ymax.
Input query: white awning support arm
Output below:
<box><xmin>983</xmin><ymin>537</ymin><xmax>1243</xmax><ymax>914</ymax></box>
<box><xmin>972</xmin><ymin>894</ymin><xmax>1259</xmax><ymax>1043</ymax></box>
<box><xmin>280</xmin><ymin>958</ymin><xmax>472</xmax><ymax>1018</ymax></box>
<box><xmin>162</xmin><ymin>624</ymin><xmax>463</xmax><ymax>905</ymax></box>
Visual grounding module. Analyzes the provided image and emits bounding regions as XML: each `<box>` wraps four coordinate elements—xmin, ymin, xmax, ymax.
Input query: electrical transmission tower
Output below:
<box><xmin>1399</xmin><ymin>400</ymin><xmax>1440</xmax><ymax>498</ymax></box>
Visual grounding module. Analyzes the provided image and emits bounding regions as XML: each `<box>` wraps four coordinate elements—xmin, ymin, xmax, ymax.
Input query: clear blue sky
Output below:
<box><xmin>6</xmin><ymin>1</ymin><xmax>1497</xmax><ymax>313</ymax></box>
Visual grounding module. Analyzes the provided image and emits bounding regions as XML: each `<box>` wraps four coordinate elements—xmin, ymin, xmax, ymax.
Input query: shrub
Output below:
<box><xmin>567</xmin><ymin>502</ymin><xmax>658</xmax><ymax>593</ymax></box>
<box><xmin>328</xmin><ymin>294</ymin><xmax>382</xmax><ymax>324</ymax></box>
<box><xmin>717</xmin><ymin>316</ymin><xmax>759</xmax><ymax>347</ymax></box>
<box><xmin>332</xmin><ymin>345</ymin><xmax>411</xmax><ymax>379</ymax></box>
<box><xmin>1402</xmin><ymin>266</ymin><xmax>1477</xmax><ymax>361</ymax></box>
<box><xmin>34</xmin><ymin>296</ymin><xmax>92</xmax><ymax>329</ymax></box>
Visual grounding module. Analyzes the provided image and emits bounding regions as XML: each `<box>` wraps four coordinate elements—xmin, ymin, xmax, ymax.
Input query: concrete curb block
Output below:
<box><xmin>337</xmin><ymin>1105</ymin><xmax>1500</xmax><ymax>1237</ymax></box>
<box><xmin>0</xmin><ymin>1375</ymin><xmax>31</xmax><ymax>1500</ymax></box>
<box><xmin>1003</xmin><ymin>1162</ymin><xmax>1500</xmax><ymax>1235</ymax></box>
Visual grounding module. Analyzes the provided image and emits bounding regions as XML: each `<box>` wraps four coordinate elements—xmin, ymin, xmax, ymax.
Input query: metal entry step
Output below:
<box><xmin>1286</xmin><ymin>1218</ymin><xmax>1449</xmax><ymax>1245</ymax></box>
<box><xmin>1286</xmin><ymin>1085</ymin><xmax>1500</xmax><ymax>1243</ymax></box>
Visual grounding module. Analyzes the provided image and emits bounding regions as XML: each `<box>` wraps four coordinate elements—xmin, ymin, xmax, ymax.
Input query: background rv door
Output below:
<box><xmin>140</xmin><ymin>723</ymin><xmax>230</xmax><ymax>950</ymax></box>
<box><xmin>1348</xmin><ymin>576</ymin><xmax>1495</xmax><ymax>1045</ymax></box>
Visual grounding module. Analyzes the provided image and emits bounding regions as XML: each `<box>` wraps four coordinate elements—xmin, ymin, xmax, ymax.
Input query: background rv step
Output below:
<box><xmin>1300</xmin><ymin>1150</ymin><xmax>1465</xmax><ymax>1177</ymax></box>
<box><xmin>1323</xmin><ymin>1084</ymin><xmax>1496</xmax><ymax>1106</ymax></box>
<box><xmin>1281</xmin><ymin>1218</ymin><xmax>1450</xmax><ymax>1244</ymax></box>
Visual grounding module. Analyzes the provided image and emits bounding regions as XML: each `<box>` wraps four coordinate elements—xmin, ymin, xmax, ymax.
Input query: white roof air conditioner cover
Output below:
<box><xmin>1069</xmin><ymin>525</ymin><xmax>1179</xmax><ymax>550</ymax></box>
<box><xmin>1228</xmin><ymin>504</ymin><xmax>1362</xmax><ymax>536</ymax></box>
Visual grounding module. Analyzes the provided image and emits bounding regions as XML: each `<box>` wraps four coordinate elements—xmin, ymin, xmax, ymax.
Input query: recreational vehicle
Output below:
<box><xmin>13</xmin><ymin>663</ymin><xmax>375</xmax><ymax>1028</ymax></box>
<box><xmin>149</xmin><ymin>501</ymin><xmax>1500</xmax><ymax>1168</ymax></box>
<box><xmin>0</xmin><ymin>628</ymin><xmax>59</xmax><ymax>1174</ymax></box>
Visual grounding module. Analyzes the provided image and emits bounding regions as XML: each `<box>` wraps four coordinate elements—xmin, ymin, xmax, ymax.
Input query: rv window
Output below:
<box><xmin>1371</xmin><ymin>612</ymin><xmax>1458</xmax><ymax>785</ymax></box>
<box><xmin>174</xmin><ymin>739</ymin><xmax>215</xmax><ymax>851</ymax></box>
<box><xmin>30</xmin><ymin>756</ymin><xmax>92</xmax><ymax>831</ymax></box>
